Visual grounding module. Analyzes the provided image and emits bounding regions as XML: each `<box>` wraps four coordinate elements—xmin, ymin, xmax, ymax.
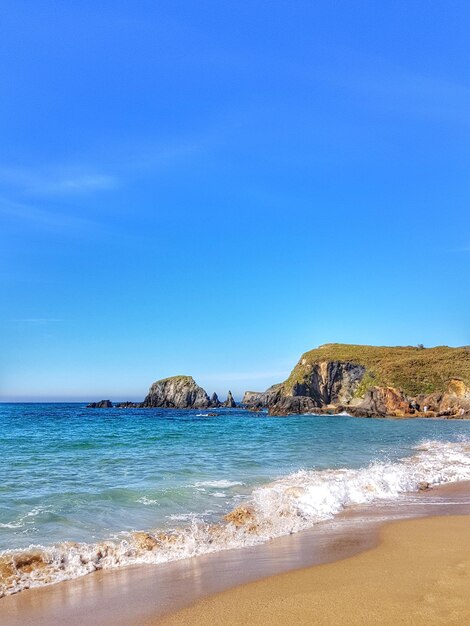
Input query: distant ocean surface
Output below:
<box><xmin>2</xmin><ymin>403</ymin><xmax>470</xmax><ymax>596</ymax></box>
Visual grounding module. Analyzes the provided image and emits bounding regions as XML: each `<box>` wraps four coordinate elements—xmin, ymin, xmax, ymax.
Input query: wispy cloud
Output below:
<box><xmin>0</xmin><ymin>167</ymin><xmax>117</xmax><ymax>196</ymax></box>
<box><xmin>35</xmin><ymin>174</ymin><xmax>116</xmax><ymax>194</ymax></box>
<box><xmin>0</xmin><ymin>123</ymin><xmax>218</xmax><ymax>202</ymax></box>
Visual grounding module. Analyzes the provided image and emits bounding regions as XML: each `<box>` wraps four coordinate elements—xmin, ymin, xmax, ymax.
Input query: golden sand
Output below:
<box><xmin>156</xmin><ymin>515</ymin><xmax>470</xmax><ymax>626</ymax></box>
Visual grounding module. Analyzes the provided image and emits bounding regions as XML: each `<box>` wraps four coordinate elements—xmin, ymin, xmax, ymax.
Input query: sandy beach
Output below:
<box><xmin>158</xmin><ymin>514</ymin><xmax>470</xmax><ymax>626</ymax></box>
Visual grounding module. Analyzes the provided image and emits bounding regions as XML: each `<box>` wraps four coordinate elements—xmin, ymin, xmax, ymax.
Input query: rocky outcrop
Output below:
<box><xmin>290</xmin><ymin>361</ymin><xmax>366</xmax><ymax>406</ymax></box>
<box><xmin>224</xmin><ymin>390</ymin><xmax>237</xmax><ymax>408</ymax></box>
<box><xmin>269</xmin><ymin>396</ymin><xmax>318</xmax><ymax>416</ymax></box>
<box><xmin>87</xmin><ymin>400</ymin><xmax>113</xmax><ymax>408</ymax></box>
<box><xmin>346</xmin><ymin>387</ymin><xmax>411</xmax><ymax>418</ymax></box>
<box><xmin>242</xmin><ymin>384</ymin><xmax>282</xmax><ymax>409</ymax></box>
<box><xmin>414</xmin><ymin>380</ymin><xmax>470</xmax><ymax>418</ymax></box>
<box><xmin>141</xmin><ymin>376</ymin><xmax>212</xmax><ymax>409</ymax></box>
<box><xmin>115</xmin><ymin>401</ymin><xmax>140</xmax><ymax>408</ymax></box>
<box><xmin>242</xmin><ymin>391</ymin><xmax>265</xmax><ymax>406</ymax></box>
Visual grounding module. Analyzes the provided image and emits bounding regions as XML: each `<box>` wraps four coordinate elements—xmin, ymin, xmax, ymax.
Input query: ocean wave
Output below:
<box><xmin>0</xmin><ymin>505</ymin><xmax>55</xmax><ymax>531</ymax></box>
<box><xmin>1</xmin><ymin>439</ymin><xmax>470</xmax><ymax>598</ymax></box>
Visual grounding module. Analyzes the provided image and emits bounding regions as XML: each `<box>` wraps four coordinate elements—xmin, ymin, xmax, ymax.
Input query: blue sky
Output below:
<box><xmin>1</xmin><ymin>1</ymin><xmax>469</xmax><ymax>401</ymax></box>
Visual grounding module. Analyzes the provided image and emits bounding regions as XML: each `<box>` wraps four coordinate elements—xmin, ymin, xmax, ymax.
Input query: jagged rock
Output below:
<box><xmin>224</xmin><ymin>390</ymin><xmax>236</xmax><ymax>408</ymax></box>
<box><xmin>346</xmin><ymin>387</ymin><xmax>411</xmax><ymax>418</ymax></box>
<box><xmin>242</xmin><ymin>384</ymin><xmax>282</xmax><ymax>409</ymax></box>
<box><xmin>210</xmin><ymin>392</ymin><xmax>221</xmax><ymax>407</ymax></box>
<box><xmin>115</xmin><ymin>401</ymin><xmax>141</xmax><ymax>408</ymax></box>
<box><xmin>290</xmin><ymin>361</ymin><xmax>366</xmax><ymax>406</ymax></box>
<box><xmin>269</xmin><ymin>396</ymin><xmax>319</xmax><ymax>416</ymax></box>
<box><xmin>87</xmin><ymin>400</ymin><xmax>113</xmax><ymax>408</ymax></box>
<box><xmin>242</xmin><ymin>391</ymin><xmax>265</xmax><ymax>406</ymax></box>
<box><xmin>141</xmin><ymin>376</ymin><xmax>211</xmax><ymax>409</ymax></box>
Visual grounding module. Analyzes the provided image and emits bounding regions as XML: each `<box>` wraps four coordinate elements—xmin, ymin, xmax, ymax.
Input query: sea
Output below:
<box><xmin>1</xmin><ymin>402</ymin><xmax>470</xmax><ymax>597</ymax></box>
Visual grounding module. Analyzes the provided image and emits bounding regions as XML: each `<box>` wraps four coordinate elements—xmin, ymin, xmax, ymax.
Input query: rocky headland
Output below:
<box><xmin>244</xmin><ymin>344</ymin><xmax>470</xmax><ymax>418</ymax></box>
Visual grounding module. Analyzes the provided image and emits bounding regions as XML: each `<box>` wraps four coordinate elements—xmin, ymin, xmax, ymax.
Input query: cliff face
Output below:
<box><xmin>141</xmin><ymin>376</ymin><xmax>212</xmax><ymax>409</ymax></box>
<box><xmin>253</xmin><ymin>344</ymin><xmax>470</xmax><ymax>418</ymax></box>
<box><xmin>290</xmin><ymin>361</ymin><xmax>366</xmax><ymax>405</ymax></box>
<box><xmin>242</xmin><ymin>384</ymin><xmax>282</xmax><ymax>409</ymax></box>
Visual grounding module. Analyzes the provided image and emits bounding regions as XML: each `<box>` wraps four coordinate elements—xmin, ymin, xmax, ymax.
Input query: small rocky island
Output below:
<box><xmin>88</xmin><ymin>376</ymin><xmax>236</xmax><ymax>410</ymax></box>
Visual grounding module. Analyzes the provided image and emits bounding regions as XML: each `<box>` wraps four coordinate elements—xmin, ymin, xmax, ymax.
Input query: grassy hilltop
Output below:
<box><xmin>283</xmin><ymin>344</ymin><xmax>470</xmax><ymax>398</ymax></box>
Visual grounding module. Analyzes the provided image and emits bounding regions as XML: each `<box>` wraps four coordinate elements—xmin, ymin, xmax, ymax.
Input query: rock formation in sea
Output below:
<box><xmin>245</xmin><ymin>344</ymin><xmax>470</xmax><ymax>418</ymax></box>
<box><xmin>115</xmin><ymin>401</ymin><xmax>140</xmax><ymax>408</ymax></box>
<box><xmin>210</xmin><ymin>392</ymin><xmax>221</xmax><ymax>407</ymax></box>
<box><xmin>223</xmin><ymin>390</ymin><xmax>237</xmax><ymax>408</ymax></box>
<box><xmin>141</xmin><ymin>375</ymin><xmax>213</xmax><ymax>409</ymax></box>
<box><xmin>86</xmin><ymin>400</ymin><xmax>113</xmax><ymax>408</ymax></box>
<box><xmin>89</xmin><ymin>377</ymin><xmax>222</xmax><ymax>410</ymax></box>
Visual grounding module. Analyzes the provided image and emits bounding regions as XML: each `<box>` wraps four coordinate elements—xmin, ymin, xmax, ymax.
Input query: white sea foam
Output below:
<box><xmin>0</xmin><ymin>505</ymin><xmax>54</xmax><ymax>530</ymax></box>
<box><xmin>195</xmin><ymin>480</ymin><xmax>244</xmax><ymax>488</ymax></box>
<box><xmin>1</xmin><ymin>439</ymin><xmax>470</xmax><ymax>598</ymax></box>
<box><xmin>167</xmin><ymin>513</ymin><xmax>204</xmax><ymax>522</ymax></box>
<box><xmin>136</xmin><ymin>496</ymin><xmax>159</xmax><ymax>506</ymax></box>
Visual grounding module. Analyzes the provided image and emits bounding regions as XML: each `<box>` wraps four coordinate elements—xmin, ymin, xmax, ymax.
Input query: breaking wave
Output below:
<box><xmin>2</xmin><ymin>439</ymin><xmax>470</xmax><ymax>598</ymax></box>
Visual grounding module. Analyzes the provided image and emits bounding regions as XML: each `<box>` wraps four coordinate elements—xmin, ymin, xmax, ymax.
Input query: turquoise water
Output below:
<box><xmin>2</xmin><ymin>403</ymin><xmax>470</xmax><ymax>554</ymax></box>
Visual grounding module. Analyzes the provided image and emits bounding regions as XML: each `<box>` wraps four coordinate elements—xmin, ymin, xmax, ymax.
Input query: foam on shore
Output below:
<box><xmin>1</xmin><ymin>439</ymin><xmax>470</xmax><ymax>598</ymax></box>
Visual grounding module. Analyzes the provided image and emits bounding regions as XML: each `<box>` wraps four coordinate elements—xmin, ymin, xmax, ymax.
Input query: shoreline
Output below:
<box><xmin>158</xmin><ymin>514</ymin><xmax>470</xmax><ymax>625</ymax></box>
<box><xmin>2</xmin><ymin>480</ymin><xmax>470</xmax><ymax>625</ymax></box>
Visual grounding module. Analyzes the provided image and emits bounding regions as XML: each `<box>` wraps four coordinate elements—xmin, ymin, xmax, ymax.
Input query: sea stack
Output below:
<box><xmin>210</xmin><ymin>392</ymin><xmax>221</xmax><ymax>407</ymax></box>
<box><xmin>224</xmin><ymin>390</ymin><xmax>237</xmax><ymax>408</ymax></box>
<box><xmin>141</xmin><ymin>375</ymin><xmax>212</xmax><ymax>409</ymax></box>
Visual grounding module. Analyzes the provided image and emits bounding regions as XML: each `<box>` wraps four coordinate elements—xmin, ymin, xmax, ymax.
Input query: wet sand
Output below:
<box><xmin>159</xmin><ymin>515</ymin><xmax>470</xmax><ymax>626</ymax></box>
<box><xmin>2</xmin><ymin>482</ymin><xmax>470</xmax><ymax>625</ymax></box>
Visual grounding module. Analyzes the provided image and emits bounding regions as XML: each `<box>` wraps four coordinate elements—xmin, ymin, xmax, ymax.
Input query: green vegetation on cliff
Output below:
<box><xmin>283</xmin><ymin>344</ymin><xmax>470</xmax><ymax>398</ymax></box>
<box><xmin>156</xmin><ymin>375</ymin><xmax>194</xmax><ymax>384</ymax></box>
